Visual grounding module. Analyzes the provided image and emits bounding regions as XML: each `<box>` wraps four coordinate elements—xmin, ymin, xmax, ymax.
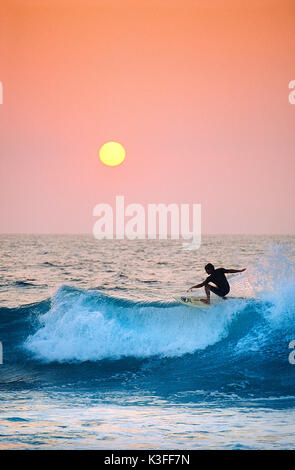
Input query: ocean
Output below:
<box><xmin>0</xmin><ymin>234</ymin><xmax>295</xmax><ymax>449</ymax></box>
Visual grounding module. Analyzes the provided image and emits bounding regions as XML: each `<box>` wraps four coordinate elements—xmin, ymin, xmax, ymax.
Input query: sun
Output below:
<box><xmin>99</xmin><ymin>141</ymin><xmax>126</xmax><ymax>167</ymax></box>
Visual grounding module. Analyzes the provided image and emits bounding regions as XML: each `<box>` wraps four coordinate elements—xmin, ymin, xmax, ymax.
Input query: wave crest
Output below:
<box><xmin>25</xmin><ymin>285</ymin><xmax>246</xmax><ymax>362</ymax></box>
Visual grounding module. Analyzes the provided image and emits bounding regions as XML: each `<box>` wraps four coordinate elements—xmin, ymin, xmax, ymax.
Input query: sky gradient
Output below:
<box><xmin>0</xmin><ymin>0</ymin><xmax>294</xmax><ymax>234</ymax></box>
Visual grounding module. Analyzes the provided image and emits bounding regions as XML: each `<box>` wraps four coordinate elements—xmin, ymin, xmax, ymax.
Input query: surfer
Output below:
<box><xmin>187</xmin><ymin>263</ymin><xmax>247</xmax><ymax>304</ymax></box>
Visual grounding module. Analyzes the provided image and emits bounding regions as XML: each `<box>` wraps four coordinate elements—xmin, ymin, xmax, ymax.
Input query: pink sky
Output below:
<box><xmin>0</xmin><ymin>0</ymin><xmax>294</xmax><ymax>234</ymax></box>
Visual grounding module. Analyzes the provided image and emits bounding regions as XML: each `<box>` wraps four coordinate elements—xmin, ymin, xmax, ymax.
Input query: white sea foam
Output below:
<box><xmin>25</xmin><ymin>286</ymin><xmax>242</xmax><ymax>362</ymax></box>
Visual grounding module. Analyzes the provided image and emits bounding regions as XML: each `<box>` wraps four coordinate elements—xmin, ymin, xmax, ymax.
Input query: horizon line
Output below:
<box><xmin>0</xmin><ymin>233</ymin><xmax>294</xmax><ymax>237</ymax></box>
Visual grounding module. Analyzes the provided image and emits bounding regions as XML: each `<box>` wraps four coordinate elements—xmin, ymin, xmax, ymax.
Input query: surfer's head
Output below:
<box><xmin>205</xmin><ymin>263</ymin><xmax>215</xmax><ymax>274</ymax></box>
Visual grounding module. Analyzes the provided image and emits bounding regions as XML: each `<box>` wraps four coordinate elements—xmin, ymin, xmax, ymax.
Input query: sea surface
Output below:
<box><xmin>0</xmin><ymin>234</ymin><xmax>295</xmax><ymax>449</ymax></box>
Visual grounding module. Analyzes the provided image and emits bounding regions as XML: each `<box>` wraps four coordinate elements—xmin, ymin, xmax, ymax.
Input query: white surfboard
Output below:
<box><xmin>174</xmin><ymin>295</ymin><xmax>224</xmax><ymax>307</ymax></box>
<box><xmin>177</xmin><ymin>294</ymin><xmax>249</xmax><ymax>308</ymax></box>
<box><xmin>173</xmin><ymin>295</ymin><xmax>239</xmax><ymax>308</ymax></box>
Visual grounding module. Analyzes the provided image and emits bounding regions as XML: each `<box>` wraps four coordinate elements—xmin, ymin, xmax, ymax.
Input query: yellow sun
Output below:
<box><xmin>99</xmin><ymin>141</ymin><xmax>126</xmax><ymax>167</ymax></box>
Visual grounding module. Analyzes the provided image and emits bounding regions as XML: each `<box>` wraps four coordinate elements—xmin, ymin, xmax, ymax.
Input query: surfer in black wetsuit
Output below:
<box><xmin>188</xmin><ymin>263</ymin><xmax>247</xmax><ymax>305</ymax></box>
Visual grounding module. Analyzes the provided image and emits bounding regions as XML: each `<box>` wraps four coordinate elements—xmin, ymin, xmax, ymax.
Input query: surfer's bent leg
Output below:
<box><xmin>200</xmin><ymin>284</ymin><xmax>211</xmax><ymax>304</ymax></box>
<box><xmin>201</xmin><ymin>284</ymin><xmax>229</xmax><ymax>305</ymax></box>
<box><xmin>209</xmin><ymin>285</ymin><xmax>230</xmax><ymax>299</ymax></box>
<box><xmin>205</xmin><ymin>284</ymin><xmax>211</xmax><ymax>301</ymax></box>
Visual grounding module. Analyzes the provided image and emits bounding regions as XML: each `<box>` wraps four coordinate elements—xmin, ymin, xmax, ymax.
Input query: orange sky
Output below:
<box><xmin>0</xmin><ymin>0</ymin><xmax>294</xmax><ymax>234</ymax></box>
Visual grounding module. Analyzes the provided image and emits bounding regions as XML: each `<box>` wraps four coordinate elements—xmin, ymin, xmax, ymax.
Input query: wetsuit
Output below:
<box><xmin>204</xmin><ymin>268</ymin><xmax>230</xmax><ymax>297</ymax></box>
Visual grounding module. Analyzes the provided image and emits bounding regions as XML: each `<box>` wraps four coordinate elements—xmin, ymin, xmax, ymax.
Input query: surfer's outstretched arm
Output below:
<box><xmin>224</xmin><ymin>268</ymin><xmax>247</xmax><ymax>273</ymax></box>
<box><xmin>188</xmin><ymin>283</ymin><xmax>211</xmax><ymax>303</ymax></box>
<box><xmin>188</xmin><ymin>281</ymin><xmax>205</xmax><ymax>292</ymax></box>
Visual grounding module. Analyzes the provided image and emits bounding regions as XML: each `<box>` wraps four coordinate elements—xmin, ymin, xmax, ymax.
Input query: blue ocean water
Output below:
<box><xmin>0</xmin><ymin>234</ymin><xmax>295</xmax><ymax>449</ymax></box>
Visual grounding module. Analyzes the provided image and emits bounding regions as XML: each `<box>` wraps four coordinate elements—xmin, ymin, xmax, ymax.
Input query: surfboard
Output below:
<box><xmin>173</xmin><ymin>295</ymin><xmax>224</xmax><ymax>307</ymax></box>
<box><xmin>174</xmin><ymin>295</ymin><xmax>247</xmax><ymax>307</ymax></box>
<box><xmin>174</xmin><ymin>295</ymin><xmax>219</xmax><ymax>307</ymax></box>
